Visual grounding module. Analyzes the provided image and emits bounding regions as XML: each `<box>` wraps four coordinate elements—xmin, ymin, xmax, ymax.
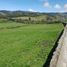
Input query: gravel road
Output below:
<box><xmin>50</xmin><ymin>25</ymin><xmax>67</xmax><ymax>67</ymax></box>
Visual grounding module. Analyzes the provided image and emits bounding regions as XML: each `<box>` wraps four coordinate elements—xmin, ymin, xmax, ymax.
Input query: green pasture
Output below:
<box><xmin>0</xmin><ymin>22</ymin><xmax>63</xmax><ymax>67</ymax></box>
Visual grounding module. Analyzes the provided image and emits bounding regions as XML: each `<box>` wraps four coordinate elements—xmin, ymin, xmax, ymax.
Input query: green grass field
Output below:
<box><xmin>0</xmin><ymin>23</ymin><xmax>63</xmax><ymax>67</ymax></box>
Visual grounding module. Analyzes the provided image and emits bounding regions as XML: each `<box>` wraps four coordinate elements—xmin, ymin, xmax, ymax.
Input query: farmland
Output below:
<box><xmin>0</xmin><ymin>22</ymin><xmax>63</xmax><ymax>67</ymax></box>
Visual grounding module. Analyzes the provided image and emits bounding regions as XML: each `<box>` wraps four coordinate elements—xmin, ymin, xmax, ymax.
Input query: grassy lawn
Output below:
<box><xmin>0</xmin><ymin>23</ymin><xmax>63</xmax><ymax>67</ymax></box>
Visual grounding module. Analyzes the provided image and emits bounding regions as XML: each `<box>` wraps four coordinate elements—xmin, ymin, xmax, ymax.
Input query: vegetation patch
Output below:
<box><xmin>0</xmin><ymin>22</ymin><xmax>63</xmax><ymax>67</ymax></box>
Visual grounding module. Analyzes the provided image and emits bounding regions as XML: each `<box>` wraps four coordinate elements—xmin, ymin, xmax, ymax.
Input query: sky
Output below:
<box><xmin>0</xmin><ymin>0</ymin><xmax>67</xmax><ymax>12</ymax></box>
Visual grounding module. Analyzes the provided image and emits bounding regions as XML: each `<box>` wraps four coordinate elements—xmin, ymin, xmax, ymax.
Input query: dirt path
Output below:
<box><xmin>50</xmin><ymin>25</ymin><xmax>67</xmax><ymax>67</ymax></box>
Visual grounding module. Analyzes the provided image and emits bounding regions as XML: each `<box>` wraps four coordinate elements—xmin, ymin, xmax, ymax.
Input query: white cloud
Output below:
<box><xmin>64</xmin><ymin>4</ymin><xmax>67</xmax><ymax>8</ymax></box>
<box><xmin>43</xmin><ymin>2</ymin><xmax>51</xmax><ymax>8</ymax></box>
<box><xmin>54</xmin><ymin>4</ymin><xmax>61</xmax><ymax>9</ymax></box>
<box><xmin>28</xmin><ymin>9</ymin><xmax>37</xmax><ymax>12</ymax></box>
<box><xmin>43</xmin><ymin>1</ymin><xmax>67</xmax><ymax>12</ymax></box>
<box><xmin>64</xmin><ymin>4</ymin><xmax>67</xmax><ymax>12</ymax></box>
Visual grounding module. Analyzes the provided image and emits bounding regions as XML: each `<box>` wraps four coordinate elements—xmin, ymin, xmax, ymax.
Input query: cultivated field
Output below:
<box><xmin>0</xmin><ymin>22</ymin><xmax>63</xmax><ymax>67</ymax></box>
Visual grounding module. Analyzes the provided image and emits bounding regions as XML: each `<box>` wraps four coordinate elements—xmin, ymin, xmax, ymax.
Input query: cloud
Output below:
<box><xmin>64</xmin><ymin>4</ymin><xmax>67</xmax><ymax>12</ymax></box>
<box><xmin>43</xmin><ymin>1</ymin><xmax>67</xmax><ymax>12</ymax></box>
<box><xmin>43</xmin><ymin>2</ymin><xmax>51</xmax><ymax>8</ymax></box>
<box><xmin>64</xmin><ymin>4</ymin><xmax>67</xmax><ymax>8</ymax></box>
<box><xmin>28</xmin><ymin>9</ymin><xmax>37</xmax><ymax>12</ymax></box>
<box><xmin>54</xmin><ymin>4</ymin><xmax>61</xmax><ymax>9</ymax></box>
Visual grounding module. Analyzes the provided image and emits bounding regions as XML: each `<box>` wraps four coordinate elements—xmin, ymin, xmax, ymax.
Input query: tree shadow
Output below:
<box><xmin>43</xmin><ymin>24</ymin><xmax>65</xmax><ymax>67</ymax></box>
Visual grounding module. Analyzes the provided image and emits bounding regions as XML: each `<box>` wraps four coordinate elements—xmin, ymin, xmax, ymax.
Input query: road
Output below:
<box><xmin>50</xmin><ymin>25</ymin><xmax>67</xmax><ymax>67</ymax></box>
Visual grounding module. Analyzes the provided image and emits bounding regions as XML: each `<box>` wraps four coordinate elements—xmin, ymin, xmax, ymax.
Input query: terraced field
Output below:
<box><xmin>0</xmin><ymin>22</ymin><xmax>63</xmax><ymax>67</ymax></box>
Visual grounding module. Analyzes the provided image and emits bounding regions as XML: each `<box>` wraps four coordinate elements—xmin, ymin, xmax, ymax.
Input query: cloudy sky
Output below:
<box><xmin>0</xmin><ymin>0</ymin><xmax>67</xmax><ymax>12</ymax></box>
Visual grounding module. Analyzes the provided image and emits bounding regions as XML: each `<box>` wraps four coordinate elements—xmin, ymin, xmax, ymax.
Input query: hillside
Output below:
<box><xmin>0</xmin><ymin>10</ymin><xmax>66</xmax><ymax>24</ymax></box>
